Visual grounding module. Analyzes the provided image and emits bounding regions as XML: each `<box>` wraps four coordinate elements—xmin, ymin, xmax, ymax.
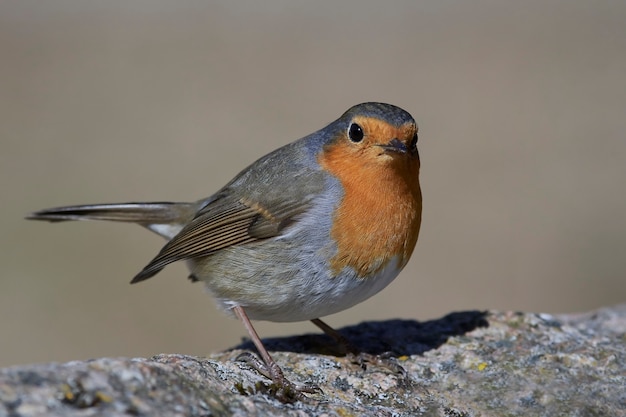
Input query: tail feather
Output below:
<box><xmin>27</xmin><ymin>202</ymin><xmax>199</xmax><ymax>282</ymax></box>
<box><xmin>26</xmin><ymin>202</ymin><xmax>195</xmax><ymax>224</ymax></box>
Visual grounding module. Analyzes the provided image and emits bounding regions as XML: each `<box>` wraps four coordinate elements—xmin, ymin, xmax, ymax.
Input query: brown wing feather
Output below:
<box><xmin>130</xmin><ymin>195</ymin><xmax>309</xmax><ymax>283</ymax></box>
<box><xmin>131</xmin><ymin>199</ymin><xmax>258</xmax><ymax>282</ymax></box>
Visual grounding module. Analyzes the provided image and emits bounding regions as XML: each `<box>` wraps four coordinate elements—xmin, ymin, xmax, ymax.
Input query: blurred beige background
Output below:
<box><xmin>1</xmin><ymin>1</ymin><xmax>625</xmax><ymax>368</ymax></box>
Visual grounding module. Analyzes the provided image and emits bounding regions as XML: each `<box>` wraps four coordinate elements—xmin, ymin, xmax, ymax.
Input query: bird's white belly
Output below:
<box><xmin>213</xmin><ymin>256</ymin><xmax>404</xmax><ymax>322</ymax></box>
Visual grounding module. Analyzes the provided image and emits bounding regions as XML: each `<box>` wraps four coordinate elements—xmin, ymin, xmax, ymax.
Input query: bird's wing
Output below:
<box><xmin>130</xmin><ymin>136</ymin><xmax>329</xmax><ymax>283</ymax></box>
<box><xmin>130</xmin><ymin>193</ymin><xmax>312</xmax><ymax>283</ymax></box>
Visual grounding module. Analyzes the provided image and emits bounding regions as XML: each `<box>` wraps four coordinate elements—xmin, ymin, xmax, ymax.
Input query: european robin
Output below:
<box><xmin>28</xmin><ymin>102</ymin><xmax>422</xmax><ymax>401</ymax></box>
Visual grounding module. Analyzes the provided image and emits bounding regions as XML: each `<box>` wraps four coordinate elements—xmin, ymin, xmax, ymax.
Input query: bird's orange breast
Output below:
<box><xmin>318</xmin><ymin>128</ymin><xmax>422</xmax><ymax>279</ymax></box>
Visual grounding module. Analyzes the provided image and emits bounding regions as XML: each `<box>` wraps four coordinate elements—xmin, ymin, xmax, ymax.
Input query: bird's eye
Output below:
<box><xmin>348</xmin><ymin>123</ymin><xmax>364</xmax><ymax>143</ymax></box>
<box><xmin>410</xmin><ymin>132</ymin><xmax>418</xmax><ymax>150</ymax></box>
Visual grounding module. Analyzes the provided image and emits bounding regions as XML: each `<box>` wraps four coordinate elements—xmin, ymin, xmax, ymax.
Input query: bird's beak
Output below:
<box><xmin>377</xmin><ymin>138</ymin><xmax>408</xmax><ymax>154</ymax></box>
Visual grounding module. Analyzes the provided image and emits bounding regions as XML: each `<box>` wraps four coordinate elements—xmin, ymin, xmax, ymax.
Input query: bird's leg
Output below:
<box><xmin>310</xmin><ymin>318</ymin><xmax>405</xmax><ymax>375</ymax></box>
<box><xmin>233</xmin><ymin>306</ymin><xmax>319</xmax><ymax>402</ymax></box>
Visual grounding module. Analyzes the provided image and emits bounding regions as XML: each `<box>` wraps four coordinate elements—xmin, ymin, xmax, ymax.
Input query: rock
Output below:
<box><xmin>0</xmin><ymin>306</ymin><xmax>624</xmax><ymax>416</ymax></box>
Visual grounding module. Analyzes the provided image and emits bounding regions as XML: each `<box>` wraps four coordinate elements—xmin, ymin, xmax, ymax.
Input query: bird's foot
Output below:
<box><xmin>346</xmin><ymin>351</ymin><xmax>406</xmax><ymax>376</ymax></box>
<box><xmin>309</xmin><ymin>318</ymin><xmax>406</xmax><ymax>375</ymax></box>
<box><xmin>236</xmin><ymin>352</ymin><xmax>321</xmax><ymax>403</ymax></box>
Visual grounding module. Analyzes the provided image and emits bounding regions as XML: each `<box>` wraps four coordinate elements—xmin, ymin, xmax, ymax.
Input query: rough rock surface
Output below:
<box><xmin>1</xmin><ymin>306</ymin><xmax>624</xmax><ymax>416</ymax></box>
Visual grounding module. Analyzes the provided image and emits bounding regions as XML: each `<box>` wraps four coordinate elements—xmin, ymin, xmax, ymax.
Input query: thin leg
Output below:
<box><xmin>233</xmin><ymin>306</ymin><xmax>320</xmax><ymax>401</ymax></box>
<box><xmin>310</xmin><ymin>318</ymin><xmax>359</xmax><ymax>355</ymax></box>
<box><xmin>233</xmin><ymin>305</ymin><xmax>285</xmax><ymax>383</ymax></box>
<box><xmin>311</xmin><ymin>318</ymin><xmax>405</xmax><ymax>374</ymax></box>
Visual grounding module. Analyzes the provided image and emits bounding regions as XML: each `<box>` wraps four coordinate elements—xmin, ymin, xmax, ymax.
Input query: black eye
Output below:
<box><xmin>348</xmin><ymin>123</ymin><xmax>364</xmax><ymax>142</ymax></box>
<box><xmin>410</xmin><ymin>132</ymin><xmax>418</xmax><ymax>150</ymax></box>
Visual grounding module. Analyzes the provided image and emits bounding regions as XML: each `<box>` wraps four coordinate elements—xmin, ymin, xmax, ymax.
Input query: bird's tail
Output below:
<box><xmin>26</xmin><ymin>202</ymin><xmax>197</xmax><ymax>239</ymax></box>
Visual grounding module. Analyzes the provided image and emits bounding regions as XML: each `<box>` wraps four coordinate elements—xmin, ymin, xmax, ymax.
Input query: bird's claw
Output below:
<box><xmin>236</xmin><ymin>352</ymin><xmax>322</xmax><ymax>403</ymax></box>
<box><xmin>346</xmin><ymin>351</ymin><xmax>406</xmax><ymax>376</ymax></box>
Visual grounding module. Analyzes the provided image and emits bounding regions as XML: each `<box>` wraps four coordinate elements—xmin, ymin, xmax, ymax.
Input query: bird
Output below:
<box><xmin>27</xmin><ymin>102</ymin><xmax>422</xmax><ymax>401</ymax></box>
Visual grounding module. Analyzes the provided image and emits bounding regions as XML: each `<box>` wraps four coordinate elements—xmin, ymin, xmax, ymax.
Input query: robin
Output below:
<box><xmin>28</xmin><ymin>102</ymin><xmax>422</xmax><ymax>401</ymax></box>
